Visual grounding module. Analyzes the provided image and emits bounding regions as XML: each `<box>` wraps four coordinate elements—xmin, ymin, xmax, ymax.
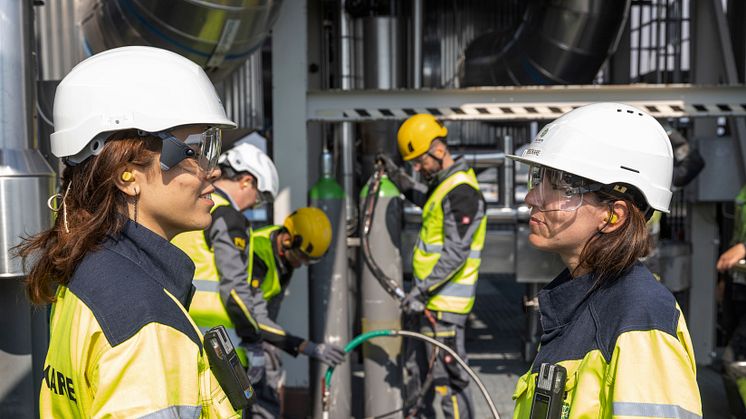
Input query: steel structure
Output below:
<box><xmin>307</xmin><ymin>84</ymin><xmax>746</xmax><ymax>122</ymax></box>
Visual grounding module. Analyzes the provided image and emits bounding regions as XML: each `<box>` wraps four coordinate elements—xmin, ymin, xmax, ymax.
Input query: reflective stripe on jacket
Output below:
<box><xmin>512</xmin><ymin>263</ymin><xmax>702</xmax><ymax>418</ymax></box>
<box><xmin>413</xmin><ymin>168</ymin><xmax>487</xmax><ymax>314</ymax></box>
<box><xmin>40</xmin><ymin>221</ymin><xmax>238</xmax><ymax>418</ymax></box>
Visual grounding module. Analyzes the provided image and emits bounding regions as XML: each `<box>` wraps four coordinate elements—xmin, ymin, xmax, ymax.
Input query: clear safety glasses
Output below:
<box><xmin>527</xmin><ymin>165</ymin><xmax>601</xmax><ymax>212</ymax></box>
<box><xmin>157</xmin><ymin>127</ymin><xmax>222</xmax><ymax>173</ymax></box>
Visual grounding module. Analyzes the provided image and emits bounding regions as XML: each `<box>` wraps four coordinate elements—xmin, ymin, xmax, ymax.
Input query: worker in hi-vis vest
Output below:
<box><xmin>246</xmin><ymin>207</ymin><xmax>345</xmax><ymax>418</ymax></box>
<box><xmin>172</xmin><ymin>141</ymin><xmax>278</xmax><ymax>379</ymax></box>
<box><xmin>379</xmin><ymin>113</ymin><xmax>487</xmax><ymax>419</ymax></box>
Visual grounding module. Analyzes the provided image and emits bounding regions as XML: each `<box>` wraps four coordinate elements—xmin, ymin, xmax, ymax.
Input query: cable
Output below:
<box><xmin>360</xmin><ymin>163</ymin><xmax>407</xmax><ymax>300</ymax></box>
<box><xmin>322</xmin><ymin>329</ymin><xmax>501</xmax><ymax>419</ymax></box>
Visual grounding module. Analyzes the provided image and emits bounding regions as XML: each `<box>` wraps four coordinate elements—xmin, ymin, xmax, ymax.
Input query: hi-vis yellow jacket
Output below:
<box><xmin>40</xmin><ymin>221</ymin><xmax>238</xmax><ymax>418</ymax></box>
<box><xmin>172</xmin><ymin>190</ymin><xmax>260</xmax><ymax>365</ymax></box>
<box><xmin>513</xmin><ymin>263</ymin><xmax>702</xmax><ymax>418</ymax></box>
<box><xmin>413</xmin><ymin>160</ymin><xmax>487</xmax><ymax>316</ymax></box>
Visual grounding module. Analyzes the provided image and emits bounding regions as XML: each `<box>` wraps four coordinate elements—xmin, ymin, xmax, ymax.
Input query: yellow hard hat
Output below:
<box><xmin>283</xmin><ymin>207</ymin><xmax>332</xmax><ymax>259</ymax></box>
<box><xmin>397</xmin><ymin>114</ymin><xmax>448</xmax><ymax>161</ymax></box>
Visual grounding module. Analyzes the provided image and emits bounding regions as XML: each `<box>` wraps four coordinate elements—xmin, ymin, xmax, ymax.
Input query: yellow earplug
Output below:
<box><xmin>121</xmin><ymin>171</ymin><xmax>134</xmax><ymax>182</ymax></box>
<box><xmin>604</xmin><ymin>213</ymin><xmax>618</xmax><ymax>224</ymax></box>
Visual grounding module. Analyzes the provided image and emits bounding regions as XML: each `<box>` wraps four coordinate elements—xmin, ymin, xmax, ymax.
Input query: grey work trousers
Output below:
<box><xmin>405</xmin><ymin>315</ymin><xmax>474</xmax><ymax>419</ymax></box>
<box><xmin>245</xmin><ymin>343</ymin><xmax>284</xmax><ymax>419</ymax></box>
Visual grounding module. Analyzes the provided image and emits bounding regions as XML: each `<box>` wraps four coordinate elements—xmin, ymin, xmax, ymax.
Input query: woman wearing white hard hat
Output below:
<box><xmin>508</xmin><ymin>103</ymin><xmax>701</xmax><ymax>418</ymax></box>
<box><xmin>18</xmin><ymin>46</ymin><xmax>243</xmax><ymax>417</ymax></box>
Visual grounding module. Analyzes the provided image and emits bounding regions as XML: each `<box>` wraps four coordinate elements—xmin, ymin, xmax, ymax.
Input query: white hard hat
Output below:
<box><xmin>219</xmin><ymin>142</ymin><xmax>279</xmax><ymax>203</ymax></box>
<box><xmin>51</xmin><ymin>46</ymin><xmax>236</xmax><ymax>162</ymax></box>
<box><xmin>507</xmin><ymin>102</ymin><xmax>673</xmax><ymax>213</ymax></box>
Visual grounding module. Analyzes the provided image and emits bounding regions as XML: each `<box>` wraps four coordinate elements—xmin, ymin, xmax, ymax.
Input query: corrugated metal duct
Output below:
<box><xmin>463</xmin><ymin>0</ymin><xmax>631</xmax><ymax>86</ymax></box>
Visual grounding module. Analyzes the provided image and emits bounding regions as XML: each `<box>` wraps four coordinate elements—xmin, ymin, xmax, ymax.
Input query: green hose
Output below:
<box><xmin>323</xmin><ymin>329</ymin><xmax>395</xmax><ymax>388</ymax></box>
<box><xmin>322</xmin><ymin>329</ymin><xmax>500</xmax><ymax>419</ymax></box>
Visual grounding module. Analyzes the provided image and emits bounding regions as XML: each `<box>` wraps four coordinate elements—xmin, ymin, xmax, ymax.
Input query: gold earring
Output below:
<box><xmin>121</xmin><ymin>171</ymin><xmax>134</xmax><ymax>182</ymax></box>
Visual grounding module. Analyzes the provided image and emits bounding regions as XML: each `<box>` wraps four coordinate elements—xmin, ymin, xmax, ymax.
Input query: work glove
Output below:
<box><xmin>376</xmin><ymin>153</ymin><xmax>418</xmax><ymax>192</ymax></box>
<box><xmin>401</xmin><ymin>287</ymin><xmax>426</xmax><ymax>315</ymax></box>
<box><xmin>301</xmin><ymin>341</ymin><xmax>346</xmax><ymax>367</ymax></box>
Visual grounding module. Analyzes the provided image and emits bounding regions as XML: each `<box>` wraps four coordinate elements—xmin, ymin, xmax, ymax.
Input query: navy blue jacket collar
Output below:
<box><xmin>538</xmin><ymin>269</ymin><xmax>597</xmax><ymax>333</ymax></box>
<box><xmin>104</xmin><ymin>220</ymin><xmax>196</xmax><ymax>307</ymax></box>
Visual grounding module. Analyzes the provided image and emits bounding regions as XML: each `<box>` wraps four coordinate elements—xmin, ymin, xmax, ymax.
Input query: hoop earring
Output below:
<box><xmin>46</xmin><ymin>183</ymin><xmax>72</xmax><ymax>233</ymax></box>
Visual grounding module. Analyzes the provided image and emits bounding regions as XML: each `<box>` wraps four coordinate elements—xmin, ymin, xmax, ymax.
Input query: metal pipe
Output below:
<box><xmin>453</xmin><ymin>152</ymin><xmax>506</xmax><ymax>168</ymax></box>
<box><xmin>339</xmin><ymin>3</ymin><xmax>356</xmax><ymax>231</ymax></box>
<box><xmin>0</xmin><ymin>0</ymin><xmax>55</xmax><ymax>416</ymax></box>
<box><xmin>502</xmin><ymin>135</ymin><xmax>514</xmax><ymax>208</ymax></box>
<box><xmin>412</xmin><ymin>0</ymin><xmax>423</xmax><ymax>88</ymax></box>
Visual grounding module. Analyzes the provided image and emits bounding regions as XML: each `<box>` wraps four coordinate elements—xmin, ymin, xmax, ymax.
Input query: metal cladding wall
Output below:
<box><xmin>0</xmin><ymin>0</ymin><xmax>56</xmax><ymax>417</ymax></box>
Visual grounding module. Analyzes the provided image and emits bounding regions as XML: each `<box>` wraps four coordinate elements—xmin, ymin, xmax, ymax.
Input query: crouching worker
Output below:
<box><xmin>19</xmin><ymin>46</ymin><xmax>241</xmax><ymax>417</ymax></box>
<box><xmin>247</xmin><ymin>207</ymin><xmax>345</xmax><ymax>418</ymax></box>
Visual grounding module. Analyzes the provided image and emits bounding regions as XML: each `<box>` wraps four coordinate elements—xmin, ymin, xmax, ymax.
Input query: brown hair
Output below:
<box><xmin>17</xmin><ymin>131</ymin><xmax>161</xmax><ymax>305</ymax></box>
<box><xmin>574</xmin><ymin>195</ymin><xmax>652</xmax><ymax>286</ymax></box>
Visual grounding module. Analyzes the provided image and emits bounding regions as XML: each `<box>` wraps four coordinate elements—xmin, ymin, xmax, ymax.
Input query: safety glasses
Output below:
<box><xmin>527</xmin><ymin>165</ymin><xmax>601</xmax><ymax>212</ymax></box>
<box><xmin>286</xmin><ymin>246</ymin><xmax>323</xmax><ymax>265</ymax></box>
<box><xmin>157</xmin><ymin>127</ymin><xmax>222</xmax><ymax>173</ymax></box>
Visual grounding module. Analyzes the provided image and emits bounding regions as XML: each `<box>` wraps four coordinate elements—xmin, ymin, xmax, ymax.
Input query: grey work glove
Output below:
<box><xmin>401</xmin><ymin>287</ymin><xmax>426</xmax><ymax>315</ymax></box>
<box><xmin>301</xmin><ymin>341</ymin><xmax>346</xmax><ymax>367</ymax></box>
<box><xmin>376</xmin><ymin>153</ymin><xmax>418</xmax><ymax>192</ymax></box>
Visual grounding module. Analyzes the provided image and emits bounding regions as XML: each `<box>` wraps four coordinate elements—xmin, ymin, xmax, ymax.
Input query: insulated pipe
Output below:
<box><xmin>462</xmin><ymin>0</ymin><xmax>631</xmax><ymax>86</ymax></box>
<box><xmin>80</xmin><ymin>0</ymin><xmax>283</xmax><ymax>82</ymax></box>
<box><xmin>0</xmin><ymin>0</ymin><xmax>55</xmax><ymax>417</ymax></box>
<box><xmin>309</xmin><ymin>150</ymin><xmax>351</xmax><ymax>419</ymax></box>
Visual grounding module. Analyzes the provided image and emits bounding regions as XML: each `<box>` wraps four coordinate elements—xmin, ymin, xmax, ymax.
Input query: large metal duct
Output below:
<box><xmin>0</xmin><ymin>0</ymin><xmax>56</xmax><ymax>417</ymax></box>
<box><xmin>80</xmin><ymin>0</ymin><xmax>282</xmax><ymax>82</ymax></box>
<box><xmin>462</xmin><ymin>0</ymin><xmax>631</xmax><ymax>86</ymax></box>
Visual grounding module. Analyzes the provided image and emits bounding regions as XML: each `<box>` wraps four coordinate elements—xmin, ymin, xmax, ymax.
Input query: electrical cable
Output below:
<box><xmin>321</xmin><ymin>329</ymin><xmax>500</xmax><ymax>419</ymax></box>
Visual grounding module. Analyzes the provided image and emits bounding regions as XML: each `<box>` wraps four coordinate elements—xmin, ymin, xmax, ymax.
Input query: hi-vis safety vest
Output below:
<box><xmin>249</xmin><ymin>225</ymin><xmax>283</xmax><ymax>301</ymax></box>
<box><xmin>172</xmin><ymin>194</ymin><xmax>256</xmax><ymax>364</ymax></box>
<box><xmin>413</xmin><ymin>168</ymin><xmax>487</xmax><ymax>314</ymax></box>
